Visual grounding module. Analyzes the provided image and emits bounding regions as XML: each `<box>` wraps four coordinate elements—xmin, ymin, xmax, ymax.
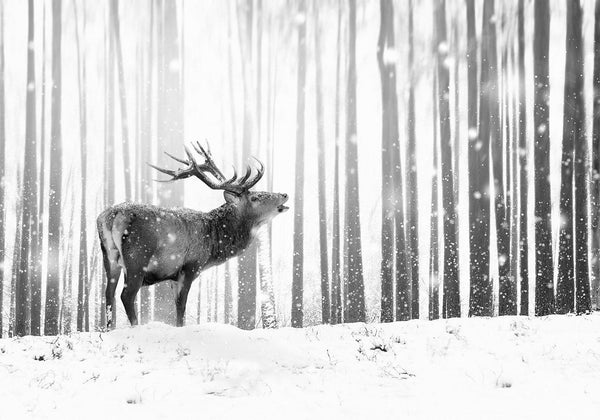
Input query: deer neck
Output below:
<box><xmin>204</xmin><ymin>203</ymin><xmax>256</xmax><ymax>266</ymax></box>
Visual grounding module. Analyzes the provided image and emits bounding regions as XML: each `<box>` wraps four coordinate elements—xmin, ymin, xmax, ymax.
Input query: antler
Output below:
<box><xmin>149</xmin><ymin>140</ymin><xmax>265</xmax><ymax>196</ymax></box>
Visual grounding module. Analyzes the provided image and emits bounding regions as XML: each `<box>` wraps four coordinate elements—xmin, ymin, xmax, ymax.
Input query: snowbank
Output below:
<box><xmin>1</xmin><ymin>315</ymin><xmax>599</xmax><ymax>419</ymax></box>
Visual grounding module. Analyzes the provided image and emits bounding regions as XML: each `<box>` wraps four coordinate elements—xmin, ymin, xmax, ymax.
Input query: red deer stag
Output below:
<box><xmin>97</xmin><ymin>142</ymin><xmax>288</xmax><ymax>328</ymax></box>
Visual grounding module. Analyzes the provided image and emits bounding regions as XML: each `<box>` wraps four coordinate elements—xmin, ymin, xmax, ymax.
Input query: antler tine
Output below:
<box><xmin>192</xmin><ymin>140</ymin><xmax>226</xmax><ymax>181</ymax></box>
<box><xmin>164</xmin><ymin>151</ymin><xmax>190</xmax><ymax>166</ymax></box>
<box><xmin>236</xmin><ymin>164</ymin><xmax>253</xmax><ymax>185</ymax></box>
<box><xmin>244</xmin><ymin>156</ymin><xmax>265</xmax><ymax>189</ymax></box>
<box><xmin>147</xmin><ymin>162</ymin><xmax>194</xmax><ymax>181</ymax></box>
<box><xmin>149</xmin><ymin>142</ymin><xmax>254</xmax><ymax>196</ymax></box>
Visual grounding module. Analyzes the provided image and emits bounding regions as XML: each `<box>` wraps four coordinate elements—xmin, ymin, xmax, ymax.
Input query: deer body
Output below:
<box><xmin>97</xmin><ymin>142</ymin><xmax>288</xmax><ymax>328</ymax></box>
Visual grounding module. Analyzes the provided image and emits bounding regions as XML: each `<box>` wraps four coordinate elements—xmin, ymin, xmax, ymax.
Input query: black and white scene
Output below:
<box><xmin>1</xmin><ymin>0</ymin><xmax>600</xmax><ymax>418</ymax></box>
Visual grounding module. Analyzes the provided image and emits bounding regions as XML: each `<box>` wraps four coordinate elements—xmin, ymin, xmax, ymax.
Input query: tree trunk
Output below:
<box><xmin>291</xmin><ymin>0</ymin><xmax>306</xmax><ymax>328</ymax></box>
<box><xmin>224</xmin><ymin>261</ymin><xmax>233</xmax><ymax>324</ymax></box>
<box><xmin>345</xmin><ymin>0</ymin><xmax>366</xmax><ymax>323</ymax></box>
<box><xmin>0</xmin><ymin>0</ymin><xmax>4</xmax><ymax>337</ymax></box>
<box><xmin>154</xmin><ymin>0</ymin><xmax>183</xmax><ymax>325</ymax></box>
<box><xmin>10</xmin><ymin>175</ymin><xmax>24</xmax><ymax>337</ymax></box>
<box><xmin>556</xmin><ymin>0</ymin><xmax>579</xmax><ymax>314</ymax></box>
<box><xmin>567</xmin><ymin>2</ymin><xmax>590</xmax><ymax>314</ymax></box>
<box><xmin>592</xmin><ymin>0</ymin><xmax>600</xmax><ymax>311</ymax></box>
<box><xmin>74</xmin><ymin>0</ymin><xmax>89</xmax><ymax>332</ymax></box>
<box><xmin>236</xmin><ymin>0</ymin><xmax>258</xmax><ymax>331</ymax></box>
<box><xmin>489</xmin><ymin>1</ymin><xmax>513</xmax><ymax>316</ymax></box>
<box><xmin>533</xmin><ymin>0</ymin><xmax>555</xmax><ymax>316</ymax></box>
<box><xmin>111</xmin><ymin>0</ymin><xmax>132</xmax><ymax>201</ymax></box>
<box><xmin>377</xmin><ymin>0</ymin><xmax>394</xmax><ymax>323</ymax></box>
<box><xmin>429</xmin><ymin>69</ymin><xmax>440</xmax><ymax>321</ymax></box>
<box><xmin>16</xmin><ymin>0</ymin><xmax>37</xmax><ymax>337</ymax></box>
<box><xmin>468</xmin><ymin>0</ymin><xmax>492</xmax><ymax>317</ymax></box>
<box><xmin>331</xmin><ymin>2</ymin><xmax>343</xmax><ymax>325</ymax></box>
<box><xmin>406</xmin><ymin>0</ymin><xmax>419</xmax><ymax>321</ymax></box>
<box><xmin>258</xmin><ymin>229</ymin><xmax>277</xmax><ymax>328</ymax></box>
<box><xmin>103</xmin><ymin>0</ymin><xmax>116</xmax><ymax>328</ymax></box>
<box><xmin>314</xmin><ymin>2</ymin><xmax>330</xmax><ymax>325</ymax></box>
<box><xmin>518</xmin><ymin>0</ymin><xmax>529</xmax><ymax>316</ymax></box>
<box><xmin>139</xmin><ymin>1</ymin><xmax>154</xmax><ymax>325</ymax></box>
<box><xmin>436</xmin><ymin>0</ymin><xmax>460</xmax><ymax>319</ymax></box>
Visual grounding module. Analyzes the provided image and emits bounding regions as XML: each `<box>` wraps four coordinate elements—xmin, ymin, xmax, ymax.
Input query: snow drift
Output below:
<box><xmin>1</xmin><ymin>315</ymin><xmax>599</xmax><ymax>419</ymax></box>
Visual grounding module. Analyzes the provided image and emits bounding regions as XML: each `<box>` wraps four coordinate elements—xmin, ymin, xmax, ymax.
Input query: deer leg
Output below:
<box><xmin>175</xmin><ymin>268</ymin><xmax>195</xmax><ymax>327</ymax></box>
<box><xmin>121</xmin><ymin>272</ymin><xmax>142</xmax><ymax>326</ymax></box>
<box><xmin>101</xmin><ymin>244</ymin><xmax>121</xmax><ymax>330</ymax></box>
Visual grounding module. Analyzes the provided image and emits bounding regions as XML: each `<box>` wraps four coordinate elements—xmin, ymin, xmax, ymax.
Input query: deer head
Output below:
<box><xmin>149</xmin><ymin>141</ymin><xmax>289</xmax><ymax>226</ymax></box>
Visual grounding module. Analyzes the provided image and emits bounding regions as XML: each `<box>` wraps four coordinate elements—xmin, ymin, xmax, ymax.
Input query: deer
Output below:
<box><xmin>96</xmin><ymin>141</ymin><xmax>289</xmax><ymax>329</ymax></box>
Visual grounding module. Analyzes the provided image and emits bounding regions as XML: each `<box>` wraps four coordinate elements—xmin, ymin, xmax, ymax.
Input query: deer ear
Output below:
<box><xmin>224</xmin><ymin>191</ymin><xmax>240</xmax><ymax>204</ymax></box>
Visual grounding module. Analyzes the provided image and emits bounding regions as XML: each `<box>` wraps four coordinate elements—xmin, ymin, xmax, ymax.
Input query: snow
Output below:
<box><xmin>1</xmin><ymin>315</ymin><xmax>600</xmax><ymax>419</ymax></box>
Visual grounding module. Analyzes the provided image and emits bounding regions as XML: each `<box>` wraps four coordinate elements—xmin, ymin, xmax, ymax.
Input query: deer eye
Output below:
<box><xmin>250</xmin><ymin>196</ymin><xmax>258</xmax><ymax>202</ymax></box>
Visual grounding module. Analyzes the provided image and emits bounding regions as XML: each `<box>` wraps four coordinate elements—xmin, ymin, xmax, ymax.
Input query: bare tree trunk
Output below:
<box><xmin>236</xmin><ymin>0</ymin><xmax>258</xmax><ymax>331</ymax></box>
<box><xmin>291</xmin><ymin>0</ymin><xmax>306</xmax><ymax>328</ymax></box>
<box><xmin>31</xmin><ymin>0</ymin><xmax>48</xmax><ymax>337</ymax></box>
<box><xmin>61</xmin><ymin>187</ymin><xmax>77</xmax><ymax>335</ymax></box>
<box><xmin>255</xmin><ymin>2</ymin><xmax>277</xmax><ymax>330</ymax></box>
<box><xmin>331</xmin><ymin>2</ymin><xmax>343</xmax><ymax>325</ymax></box>
<box><xmin>566</xmin><ymin>2</ymin><xmax>590</xmax><ymax>314</ymax></box>
<box><xmin>154</xmin><ymin>0</ymin><xmax>183</xmax><ymax>325</ymax></box>
<box><xmin>224</xmin><ymin>261</ymin><xmax>233</xmax><ymax>324</ymax></box>
<box><xmin>10</xmin><ymin>175</ymin><xmax>24</xmax><ymax>337</ymax></box>
<box><xmin>435</xmin><ymin>0</ymin><xmax>460</xmax><ymax>318</ymax></box>
<box><xmin>406</xmin><ymin>0</ymin><xmax>419</xmax><ymax>321</ymax></box>
<box><xmin>314</xmin><ymin>2</ymin><xmax>330</xmax><ymax>325</ymax></box>
<box><xmin>592</xmin><ymin>0</ymin><xmax>600</xmax><ymax>311</ymax></box>
<box><xmin>429</xmin><ymin>70</ymin><xmax>440</xmax><ymax>321</ymax></box>
<box><xmin>556</xmin><ymin>0</ymin><xmax>579</xmax><ymax>314</ymax></box>
<box><xmin>533</xmin><ymin>0</ymin><xmax>554</xmax><ymax>316</ymax></box>
<box><xmin>103</xmin><ymin>0</ymin><xmax>116</xmax><ymax>328</ymax></box>
<box><xmin>74</xmin><ymin>0</ymin><xmax>89</xmax><ymax>332</ymax></box>
<box><xmin>139</xmin><ymin>1</ymin><xmax>154</xmax><ymax>324</ymax></box>
<box><xmin>468</xmin><ymin>0</ymin><xmax>492</xmax><ymax>317</ymax></box>
<box><xmin>111</xmin><ymin>0</ymin><xmax>132</xmax><ymax>201</ymax></box>
<box><xmin>0</xmin><ymin>0</ymin><xmax>4</xmax><ymax>337</ymax></box>
<box><xmin>378</xmin><ymin>0</ymin><xmax>394</xmax><ymax>323</ymax></box>
<box><xmin>345</xmin><ymin>0</ymin><xmax>365</xmax><ymax>323</ymax></box>
<box><xmin>489</xmin><ymin>1</ymin><xmax>513</xmax><ymax>316</ymax></box>
<box><xmin>518</xmin><ymin>0</ymin><xmax>529</xmax><ymax>316</ymax></box>
<box><xmin>16</xmin><ymin>0</ymin><xmax>37</xmax><ymax>337</ymax></box>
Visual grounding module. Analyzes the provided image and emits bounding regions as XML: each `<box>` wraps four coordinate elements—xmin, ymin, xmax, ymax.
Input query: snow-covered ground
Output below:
<box><xmin>1</xmin><ymin>315</ymin><xmax>599</xmax><ymax>419</ymax></box>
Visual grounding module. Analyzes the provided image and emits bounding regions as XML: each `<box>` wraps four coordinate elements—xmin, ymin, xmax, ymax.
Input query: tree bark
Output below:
<box><xmin>406</xmin><ymin>0</ymin><xmax>419</xmax><ymax>321</ymax></box>
<box><xmin>111</xmin><ymin>0</ymin><xmax>132</xmax><ymax>201</ymax></box>
<box><xmin>314</xmin><ymin>2</ymin><xmax>330</xmax><ymax>325</ymax></box>
<box><xmin>378</xmin><ymin>0</ymin><xmax>395</xmax><ymax>323</ymax></box>
<box><xmin>331</xmin><ymin>2</ymin><xmax>343</xmax><ymax>325</ymax></box>
<box><xmin>468</xmin><ymin>0</ymin><xmax>492</xmax><ymax>317</ymax></box>
<box><xmin>16</xmin><ymin>0</ymin><xmax>37</xmax><ymax>337</ymax></box>
<box><xmin>430</xmin><ymin>68</ymin><xmax>440</xmax><ymax>321</ymax></box>
<box><xmin>556</xmin><ymin>0</ymin><xmax>579</xmax><ymax>314</ymax></box>
<box><xmin>236</xmin><ymin>0</ymin><xmax>258</xmax><ymax>330</ymax></box>
<box><xmin>567</xmin><ymin>1</ymin><xmax>590</xmax><ymax>314</ymax></box>
<box><xmin>103</xmin><ymin>0</ymin><xmax>116</xmax><ymax>328</ymax></box>
<box><xmin>592</xmin><ymin>0</ymin><xmax>600</xmax><ymax>311</ymax></box>
<box><xmin>489</xmin><ymin>1</ymin><xmax>514</xmax><ymax>316</ymax></box>
<box><xmin>436</xmin><ymin>0</ymin><xmax>460</xmax><ymax>319</ymax></box>
<box><xmin>533</xmin><ymin>0</ymin><xmax>555</xmax><ymax>316</ymax></box>
<box><xmin>345</xmin><ymin>0</ymin><xmax>366</xmax><ymax>323</ymax></box>
<box><xmin>0</xmin><ymin>0</ymin><xmax>4</xmax><ymax>337</ymax></box>
<box><xmin>291</xmin><ymin>0</ymin><xmax>306</xmax><ymax>328</ymax></box>
<box><xmin>74</xmin><ymin>0</ymin><xmax>89</xmax><ymax>332</ymax></box>
<box><xmin>518</xmin><ymin>0</ymin><xmax>529</xmax><ymax>316</ymax></box>
<box><xmin>154</xmin><ymin>0</ymin><xmax>183</xmax><ymax>325</ymax></box>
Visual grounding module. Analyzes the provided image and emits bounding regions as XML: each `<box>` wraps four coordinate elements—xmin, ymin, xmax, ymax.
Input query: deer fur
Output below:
<box><xmin>97</xmin><ymin>143</ymin><xmax>288</xmax><ymax>328</ymax></box>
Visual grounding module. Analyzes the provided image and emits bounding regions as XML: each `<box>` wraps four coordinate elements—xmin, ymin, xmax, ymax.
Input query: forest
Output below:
<box><xmin>0</xmin><ymin>0</ymin><xmax>599</xmax><ymax>338</ymax></box>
